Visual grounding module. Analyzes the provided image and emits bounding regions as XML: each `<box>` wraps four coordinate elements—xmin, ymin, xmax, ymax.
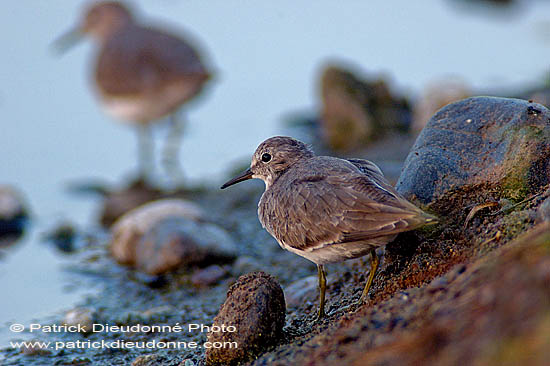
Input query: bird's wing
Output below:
<box><xmin>347</xmin><ymin>158</ymin><xmax>388</xmax><ymax>185</ymax></box>
<box><xmin>261</xmin><ymin>171</ymin><xmax>429</xmax><ymax>251</ymax></box>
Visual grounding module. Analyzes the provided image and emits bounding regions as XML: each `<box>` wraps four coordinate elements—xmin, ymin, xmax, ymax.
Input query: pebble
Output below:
<box><xmin>63</xmin><ymin>307</ymin><xmax>95</xmax><ymax>333</ymax></box>
<box><xmin>0</xmin><ymin>185</ymin><xmax>27</xmax><ymax>236</ymax></box>
<box><xmin>131</xmin><ymin>354</ymin><xmax>161</xmax><ymax>366</ymax></box>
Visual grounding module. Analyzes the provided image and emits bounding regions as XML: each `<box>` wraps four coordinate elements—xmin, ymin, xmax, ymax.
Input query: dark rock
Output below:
<box><xmin>43</xmin><ymin>222</ymin><xmax>77</xmax><ymax>253</ymax></box>
<box><xmin>0</xmin><ymin>185</ymin><xmax>27</xmax><ymax>237</ymax></box>
<box><xmin>205</xmin><ymin>271</ymin><xmax>286</xmax><ymax>365</ymax></box>
<box><xmin>397</xmin><ymin>97</ymin><xmax>550</xmax><ymax>205</ymax></box>
<box><xmin>319</xmin><ymin>62</ymin><xmax>411</xmax><ymax>151</ymax></box>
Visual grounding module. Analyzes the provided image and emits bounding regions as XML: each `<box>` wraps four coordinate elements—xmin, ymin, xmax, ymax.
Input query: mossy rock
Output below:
<box><xmin>396</xmin><ymin>97</ymin><xmax>550</xmax><ymax>205</ymax></box>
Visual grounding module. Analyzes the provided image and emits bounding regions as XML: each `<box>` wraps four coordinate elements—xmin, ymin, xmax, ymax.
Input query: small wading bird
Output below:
<box><xmin>221</xmin><ymin>136</ymin><xmax>436</xmax><ymax>318</ymax></box>
<box><xmin>54</xmin><ymin>1</ymin><xmax>211</xmax><ymax>181</ymax></box>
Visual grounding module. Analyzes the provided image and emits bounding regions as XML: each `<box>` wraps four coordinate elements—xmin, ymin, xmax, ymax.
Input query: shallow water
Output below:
<box><xmin>1</xmin><ymin>0</ymin><xmax>550</xmax><ymax>349</ymax></box>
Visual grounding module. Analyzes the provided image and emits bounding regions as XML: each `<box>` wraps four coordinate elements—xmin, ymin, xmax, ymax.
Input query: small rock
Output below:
<box><xmin>135</xmin><ymin>217</ymin><xmax>237</xmax><ymax>275</ymax></box>
<box><xmin>0</xmin><ymin>185</ymin><xmax>27</xmax><ymax>237</ymax></box>
<box><xmin>397</xmin><ymin>97</ymin><xmax>550</xmax><ymax>205</ymax></box>
<box><xmin>63</xmin><ymin>307</ymin><xmax>94</xmax><ymax>333</ymax></box>
<box><xmin>191</xmin><ymin>265</ymin><xmax>227</xmax><ymax>287</ymax></box>
<box><xmin>111</xmin><ymin>198</ymin><xmax>235</xmax><ymax>275</ymax></box>
<box><xmin>43</xmin><ymin>222</ymin><xmax>77</xmax><ymax>253</ymax></box>
<box><xmin>178</xmin><ymin>360</ymin><xmax>196</xmax><ymax>366</ymax></box>
<box><xmin>205</xmin><ymin>272</ymin><xmax>286</xmax><ymax>366</ymax></box>
<box><xmin>132</xmin><ymin>354</ymin><xmax>162</xmax><ymax>366</ymax></box>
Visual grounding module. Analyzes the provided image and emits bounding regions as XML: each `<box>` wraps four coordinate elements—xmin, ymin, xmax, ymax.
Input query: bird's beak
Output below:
<box><xmin>221</xmin><ymin>168</ymin><xmax>253</xmax><ymax>189</ymax></box>
<box><xmin>51</xmin><ymin>27</ymin><xmax>83</xmax><ymax>55</ymax></box>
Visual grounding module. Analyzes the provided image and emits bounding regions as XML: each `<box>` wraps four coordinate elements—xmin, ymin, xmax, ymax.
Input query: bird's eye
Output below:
<box><xmin>261</xmin><ymin>153</ymin><xmax>272</xmax><ymax>163</ymax></box>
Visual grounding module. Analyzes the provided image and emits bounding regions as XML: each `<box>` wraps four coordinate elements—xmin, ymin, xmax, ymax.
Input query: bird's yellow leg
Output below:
<box><xmin>358</xmin><ymin>249</ymin><xmax>379</xmax><ymax>304</ymax></box>
<box><xmin>317</xmin><ymin>264</ymin><xmax>327</xmax><ymax>319</ymax></box>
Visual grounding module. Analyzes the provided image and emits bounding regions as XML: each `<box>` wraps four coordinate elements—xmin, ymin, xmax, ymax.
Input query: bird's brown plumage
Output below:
<box><xmin>221</xmin><ymin>136</ymin><xmax>436</xmax><ymax>317</ymax></box>
<box><xmin>257</xmin><ymin>155</ymin><xmax>431</xmax><ymax>263</ymax></box>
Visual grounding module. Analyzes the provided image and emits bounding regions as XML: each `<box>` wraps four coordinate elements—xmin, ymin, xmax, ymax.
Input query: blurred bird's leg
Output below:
<box><xmin>317</xmin><ymin>264</ymin><xmax>327</xmax><ymax>319</ymax></box>
<box><xmin>162</xmin><ymin>110</ymin><xmax>185</xmax><ymax>182</ymax></box>
<box><xmin>358</xmin><ymin>248</ymin><xmax>379</xmax><ymax>304</ymax></box>
<box><xmin>136</xmin><ymin>123</ymin><xmax>154</xmax><ymax>181</ymax></box>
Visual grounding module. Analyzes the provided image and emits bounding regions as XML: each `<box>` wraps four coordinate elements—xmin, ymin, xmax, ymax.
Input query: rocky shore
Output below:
<box><xmin>2</xmin><ymin>94</ymin><xmax>550</xmax><ymax>365</ymax></box>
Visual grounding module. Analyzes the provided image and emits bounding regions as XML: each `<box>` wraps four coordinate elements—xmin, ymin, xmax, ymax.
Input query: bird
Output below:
<box><xmin>54</xmin><ymin>1</ymin><xmax>211</xmax><ymax>182</ymax></box>
<box><xmin>221</xmin><ymin>136</ymin><xmax>436</xmax><ymax>318</ymax></box>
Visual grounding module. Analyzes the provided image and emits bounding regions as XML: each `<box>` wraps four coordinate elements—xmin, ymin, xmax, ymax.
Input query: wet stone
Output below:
<box><xmin>397</xmin><ymin>97</ymin><xmax>550</xmax><ymax>205</ymax></box>
<box><xmin>63</xmin><ymin>307</ymin><xmax>95</xmax><ymax>333</ymax></box>
<box><xmin>111</xmin><ymin>198</ymin><xmax>204</xmax><ymax>265</ymax></box>
<box><xmin>110</xmin><ymin>199</ymin><xmax>236</xmax><ymax>274</ymax></box>
<box><xmin>136</xmin><ymin>217</ymin><xmax>237</xmax><ymax>275</ymax></box>
<box><xmin>205</xmin><ymin>271</ymin><xmax>286</xmax><ymax>366</ymax></box>
<box><xmin>0</xmin><ymin>185</ymin><xmax>27</xmax><ymax>236</ymax></box>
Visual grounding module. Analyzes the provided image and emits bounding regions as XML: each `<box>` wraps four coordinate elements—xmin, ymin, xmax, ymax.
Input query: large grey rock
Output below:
<box><xmin>205</xmin><ymin>272</ymin><xmax>286</xmax><ymax>366</ymax></box>
<box><xmin>111</xmin><ymin>199</ymin><xmax>236</xmax><ymax>274</ymax></box>
<box><xmin>396</xmin><ymin>97</ymin><xmax>550</xmax><ymax>205</ymax></box>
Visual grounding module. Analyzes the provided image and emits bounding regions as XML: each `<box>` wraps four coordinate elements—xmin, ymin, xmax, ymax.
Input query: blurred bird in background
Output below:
<box><xmin>54</xmin><ymin>1</ymin><xmax>212</xmax><ymax>183</ymax></box>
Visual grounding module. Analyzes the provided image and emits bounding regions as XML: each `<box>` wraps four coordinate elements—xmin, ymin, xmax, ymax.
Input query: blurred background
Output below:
<box><xmin>1</xmin><ymin>0</ymin><xmax>550</xmax><ymax>347</ymax></box>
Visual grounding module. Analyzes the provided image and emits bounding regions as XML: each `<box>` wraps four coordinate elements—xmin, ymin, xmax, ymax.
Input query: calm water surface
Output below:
<box><xmin>1</xmin><ymin>0</ymin><xmax>549</xmax><ymax>347</ymax></box>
